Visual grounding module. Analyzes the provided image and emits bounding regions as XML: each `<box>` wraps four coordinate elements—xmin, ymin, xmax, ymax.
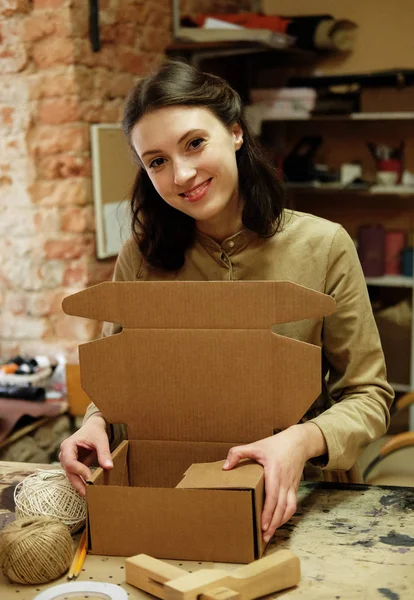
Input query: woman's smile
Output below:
<box><xmin>180</xmin><ymin>178</ymin><xmax>213</xmax><ymax>203</ymax></box>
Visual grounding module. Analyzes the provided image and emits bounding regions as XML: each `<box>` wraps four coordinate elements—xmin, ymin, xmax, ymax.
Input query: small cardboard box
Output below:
<box><xmin>63</xmin><ymin>281</ymin><xmax>335</xmax><ymax>562</ymax></box>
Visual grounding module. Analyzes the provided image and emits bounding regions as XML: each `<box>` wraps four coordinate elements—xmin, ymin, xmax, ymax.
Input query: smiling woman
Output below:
<box><xmin>59</xmin><ymin>59</ymin><xmax>394</xmax><ymax>546</ymax></box>
<box><xmin>121</xmin><ymin>59</ymin><xmax>286</xmax><ymax>270</ymax></box>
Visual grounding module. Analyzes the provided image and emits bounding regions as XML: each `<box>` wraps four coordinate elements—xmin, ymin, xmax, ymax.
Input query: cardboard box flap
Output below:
<box><xmin>78</xmin><ymin>328</ymin><xmax>324</xmax><ymax>441</ymax></box>
<box><xmin>176</xmin><ymin>459</ymin><xmax>263</xmax><ymax>490</ymax></box>
<box><xmin>62</xmin><ymin>281</ymin><xmax>335</xmax><ymax>328</ymax></box>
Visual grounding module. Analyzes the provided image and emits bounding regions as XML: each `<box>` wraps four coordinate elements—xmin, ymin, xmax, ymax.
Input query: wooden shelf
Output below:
<box><xmin>390</xmin><ymin>382</ymin><xmax>412</xmax><ymax>393</ymax></box>
<box><xmin>258</xmin><ymin>112</ymin><xmax>414</xmax><ymax>122</ymax></box>
<box><xmin>365</xmin><ymin>275</ymin><xmax>414</xmax><ymax>288</ymax></box>
<box><xmin>287</xmin><ymin>184</ymin><xmax>414</xmax><ymax>198</ymax></box>
<box><xmin>165</xmin><ymin>41</ymin><xmax>316</xmax><ymax>64</ymax></box>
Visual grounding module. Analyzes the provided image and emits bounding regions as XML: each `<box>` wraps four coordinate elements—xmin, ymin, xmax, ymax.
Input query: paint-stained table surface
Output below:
<box><xmin>0</xmin><ymin>461</ymin><xmax>413</xmax><ymax>600</ymax></box>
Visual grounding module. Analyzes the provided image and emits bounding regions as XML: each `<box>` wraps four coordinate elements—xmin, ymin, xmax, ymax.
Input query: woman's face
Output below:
<box><xmin>131</xmin><ymin>106</ymin><xmax>244</xmax><ymax>229</ymax></box>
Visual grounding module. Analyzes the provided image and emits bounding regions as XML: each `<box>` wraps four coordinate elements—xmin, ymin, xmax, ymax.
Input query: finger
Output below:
<box><xmin>223</xmin><ymin>443</ymin><xmax>259</xmax><ymax>470</ymax></box>
<box><xmin>261</xmin><ymin>466</ymin><xmax>279</xmax><ymax>531</ymax></box>
<box><xmin>95</xmin><ymin>434</ymin><xmax>113</xmax><ymax>470</ymax></box>
<box><xmin>280</xmin><ymin>488</ymin><xmax>297</xmax><ymax>527</ymax></box>
<box><xmin>60</xmin><ymin>445</ymin><xmax>92</xmax><ymax>483</ymax></box>
<box><xmin>66</xmin><ymin>471</ymin><xmax>87</xmax><ymax>497</ymax></box>
<box><xmin>263</xmin><ymin>487</ymin><xmax>288</xmax><ymax>543</ymax></box>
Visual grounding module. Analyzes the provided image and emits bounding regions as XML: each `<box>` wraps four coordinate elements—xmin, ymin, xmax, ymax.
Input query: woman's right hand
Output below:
<box><xmin>59</xmin><ymin>414</ymin><xmax>113</xmax><ymax>496</ymax></box>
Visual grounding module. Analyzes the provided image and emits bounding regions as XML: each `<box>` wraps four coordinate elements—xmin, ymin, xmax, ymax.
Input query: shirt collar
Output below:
<box><xmin>195</xmin><ymin>228</ymin><xmax>257</xmax><ymax>256</ymax></box>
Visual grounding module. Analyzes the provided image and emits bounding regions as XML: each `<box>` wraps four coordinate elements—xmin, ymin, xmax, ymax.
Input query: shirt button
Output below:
<box><xmin>228</xmin><ymin>241</ymin><xmax>235</xmax><ymax>248</ymax></box>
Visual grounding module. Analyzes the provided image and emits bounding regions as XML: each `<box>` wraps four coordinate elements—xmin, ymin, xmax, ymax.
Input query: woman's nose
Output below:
<box><xmin>173</xmin><ymin>161</ymin><xmax>196</xmax><ymax>186</ymax></box>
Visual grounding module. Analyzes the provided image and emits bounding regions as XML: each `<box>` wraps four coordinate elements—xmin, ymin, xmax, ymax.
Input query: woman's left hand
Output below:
<box><xmin>223</xmin><ymin>423</ymin><xmax>325</xmax><ymax>543</ymax></box>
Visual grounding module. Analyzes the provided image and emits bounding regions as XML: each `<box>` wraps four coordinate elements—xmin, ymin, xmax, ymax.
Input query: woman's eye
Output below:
<box><xmin>149</xmin><ymin>157</ymin><xmax>165</xmax><ymax>169</ymax></box>
<box><xmin>189</xmin><ymin>138</ymin><xmax>205</xmax><ymax>150</ymax></box>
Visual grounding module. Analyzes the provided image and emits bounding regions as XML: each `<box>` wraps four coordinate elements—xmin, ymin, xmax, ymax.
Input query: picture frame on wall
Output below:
<box><xmin>91</xmin><ymin>124</ymin><xmax>136</xmax><ymax>259</ymax></box>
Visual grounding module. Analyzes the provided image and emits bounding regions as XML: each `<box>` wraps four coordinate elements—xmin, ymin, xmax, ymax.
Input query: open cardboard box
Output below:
<box><xmin>63</xmin><ymin>281</ymin><xmax>335</xmax><ymax>563</ymax></box>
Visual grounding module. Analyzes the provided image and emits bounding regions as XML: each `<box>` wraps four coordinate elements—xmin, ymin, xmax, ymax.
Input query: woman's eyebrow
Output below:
<box><xmin>141</xmin><ymin>129</ymin><xmax>203</xmax><ymax>159</ymax></box>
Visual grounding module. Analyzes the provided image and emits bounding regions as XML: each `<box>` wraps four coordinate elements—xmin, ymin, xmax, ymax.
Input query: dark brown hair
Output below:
<box><xmin>122</xmin><ymin>59</ymin><xmax>286</xmax><ymax>271</ymax></box>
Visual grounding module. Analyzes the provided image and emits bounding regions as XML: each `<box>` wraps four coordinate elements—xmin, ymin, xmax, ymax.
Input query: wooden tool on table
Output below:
<box><xmin>126</xmin><ymin>550</ymin><xmax>300</xmax><ymax>600</ymax></box>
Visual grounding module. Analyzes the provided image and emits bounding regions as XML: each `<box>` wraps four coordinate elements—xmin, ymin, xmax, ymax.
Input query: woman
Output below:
<box><xmin>59</xmin><ymin>60</ymin><xmax>394</xmax><ymax>544</ymax></box>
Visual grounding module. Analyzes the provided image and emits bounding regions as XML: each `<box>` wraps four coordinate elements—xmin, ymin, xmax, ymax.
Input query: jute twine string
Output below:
<box><xmin>0</xmin><ymin>516</ymin><xmax>73</xmax><ymax>584</ymax></box>
<box><xmin>14</xmin><ymin>470</ymin><xmax>86</xmax><ymax>533</ymax></box>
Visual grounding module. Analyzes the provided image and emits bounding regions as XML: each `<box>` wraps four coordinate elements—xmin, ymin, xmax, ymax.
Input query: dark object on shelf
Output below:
<box><xmin>345</xmin><ymin>177</ymin><xmax>371</xmax><ymax>190</ymax></box>
<box><xmin>358</xmin><ymin>224</ymin><xmax>386</xmax><ymax>277</ymax></box>
<box><xmin>0</xmin><ymin>386</ymin><xmax>46</xmax><ymax>402</ymax></box>
<box><xmin>385</xmin><ymin>231</ymin><xmax>406</xmax><ymax>275</ymax></box>
<box><xmin>312</xmin><ymin>90</ymin><xmax>360</xmax><ymax>115</ymax></box>
<box><xmin>286</xmin><ymin>15</ymin><xmax>357</xmax><ymax>52</ymax></box>
<box><xmin>367</xmin><ymin>142</ymin><xmax>405</xmax><ymax>184</ymax></box>
<box><xmin>288</xmin><ymin>69</ymin><xmax>414</xmax><ymax>89</ymax></box>
<box><xmin>283</xmin><ymin>136</ymin><xmax>323</xmax><ymax>183</ymax></box>
<box><xmin>402</xmin><ymin>248</ymin><xmax>414</xmax><ymax>276</ymax></box>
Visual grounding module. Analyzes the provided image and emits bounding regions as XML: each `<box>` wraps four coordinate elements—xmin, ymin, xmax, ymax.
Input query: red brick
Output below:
<box><xmin>53</xmin><ymin>314</ymin><xmax>99</xmax><ymax>341</ymax></box>
<box><xmin>63</xmin><ymin>260</ymin><xmax>88</xmax><ymax>287</ymax></box>
<box><xmin>4</xmin><ymin>292</ymin><xmax>26</xmax><ymax>315</ymax></box>
<box><xmin>28</xmin><ymin>124</ymin><xmax>89</xmax><ymax>156</ymax></box>
<box><xmin>37</xmin><ymin>155</ymin><xmax>92</xmax><ymax>180</ymax></box>
<box><xmin>117</xmin><ymin>5</ymin><xmax>146</xmax><ymax>24</ymax></box>
<box><xmin>0</xmin><ymin>314</ymin><xmax>53</xmax><ymax>340</ymax></box>
<box><xmin>21</xmin><ymin>13</ymin><xmax>70</xmax><ymax>43</ymax></box>
<box><xmin>78</xmin><ymin>99</ymin><xmax>103</xmax><ymax>123</ymax></box>
<box><xmin>38</xmin><ymin>97</ymin><xmax>79</xmax><ymax>124</ymax></box>
<box><xmin>4</xmin><ymin>290</ymin><xmax>66</xmax><ymax>318</ymax></box>
<box><xmin>87</xmin><ymin>259</ymin><xmax>116</xmax><ymax>285</ymax></box>
<box><xmin>30</xmin><ymin>179</ymin><xmax>92</xmax><ymax>206</ymax></box>
<box><xmin>0</xmin><ymin>106</ymin><xmax>14</xmax><ymax>127</ymax></box>
<box><xmin>0</xmin><ymin>175</ymin><xmax>13</xmax><ymax>186</ymax></box>
<box><xmin>61</xmin><ymin>205</ymin><xmax>95</xmax><ymax>233</ymax></box>
<box><xmin>33</xmin><ymin>0</ymin><xmax>67</xmax><ymax>8</ymax></box>
<box><xmin>147</xmin><ymin>8</ymin><xmax>171</xmax><ymax>29</ymax></box>
<box><xmin>32</xmin><ymin>206</ymin><xmax>61</xmax><ymax>233</ymax></box>
<box><xmin>108</xmin><ymin>72</ymin><xmax>136</xmax><ymax>98</ymax></box>
<box><xmin>0</xmin><ymin>0</ymin><xmax>30</xmax><ymax>18</ymax></box>
<box><xmin>76</xmin><ymin>39</ymin><xmax>117</xmax><ymax>70</ymax></box>
<box><xmin>44</xmin><ymin>234</ymin><xmax>95</xmax><ymax>259</ymax></box>
<box><xmin>140</xmin><ymin>27</ymin><xmax>171</xmax><ymax>53</ymax></box>
<box><xmin>32</xmin><ymin>37</ymin><xmax>76</xmax><ymax>69</ymax></box>
<box><xmin>117</xmin><ymin>49</ymin><xmax>148</xmax><ymax>75</ymax></box>
<box><xmin>100</xmin><ymin>24</ymin><xmax>117</xmax><ymax>43</ymax></box>
<box><xmin>100</xmin><ymin>99</ymin><xmax>124</xmax><ymax>123</ymax></box>
<box><xmin>114</xmin><ymin>24</ymin><xmax>137</xmax><ymax>46</ymax></box>
<box><xmin>0</xmin><ymin>21</ymin><xmax>28</xmax><ymax>74</ymax></box>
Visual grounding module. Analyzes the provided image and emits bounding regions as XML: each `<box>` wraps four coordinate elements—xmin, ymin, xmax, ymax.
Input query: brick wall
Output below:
<box><xmin>0</xmin><ymin>0</ymin><xmax>254</xmax><ymax>363</ymax></box>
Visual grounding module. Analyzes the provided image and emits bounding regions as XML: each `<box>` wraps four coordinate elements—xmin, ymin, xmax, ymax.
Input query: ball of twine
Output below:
<box><xmin>0</xmin><ymin>516</ymin><xmax>74</xmax><ymax>584</ymax></box>
<box><xmin>14</xmin><ymin>469</ymin><xmax>86</xmax><ymax>534</ymax></box>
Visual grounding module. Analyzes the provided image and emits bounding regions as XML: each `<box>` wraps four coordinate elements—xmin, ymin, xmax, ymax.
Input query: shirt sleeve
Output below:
<box><xmin>309</xmin><ymin>226</ymin><xmax>395</xmax><ymax>470</ymax></box>
<box><xmin>82</xmin><ymin>238</ymin><xmax>143</xmax><ymax>425</ymax></box>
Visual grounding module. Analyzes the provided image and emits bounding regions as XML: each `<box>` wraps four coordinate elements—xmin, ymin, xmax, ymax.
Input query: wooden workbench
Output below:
<box><xmin>0</xmin><ymin>461</ymin><xmax>413</xmax><ymax>599</ymax></box>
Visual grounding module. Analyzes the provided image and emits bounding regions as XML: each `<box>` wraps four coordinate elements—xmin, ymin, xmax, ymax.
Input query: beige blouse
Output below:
<box><xmin>84</xmin><ymin>210</ymin><xmax>394</xmax><ymax>483</ymax></box>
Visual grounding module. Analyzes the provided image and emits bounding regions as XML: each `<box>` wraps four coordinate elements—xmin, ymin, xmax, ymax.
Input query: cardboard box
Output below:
<box><xmin>63</xmin><ymin>281</ymin><xmax>335</xmax><ymax>562</ymax></box>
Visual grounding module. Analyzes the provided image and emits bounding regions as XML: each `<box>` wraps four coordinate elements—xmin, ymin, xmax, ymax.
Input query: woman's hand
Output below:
<box><xmin>59</xmin><ymin>414</ymin><xmax>113</xmax><ymax>496</ymax></box>
<box><xmin>223</xmin><ymin>422</ymin><xmax>327</xmax><ymax>543</ymax></box>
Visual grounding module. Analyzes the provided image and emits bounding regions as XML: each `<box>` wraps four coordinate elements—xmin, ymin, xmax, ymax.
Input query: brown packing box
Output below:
<box><xmin>63</xmin><ymin>281</ymin><xmax>336</xmax><ymax>563</ymax></box>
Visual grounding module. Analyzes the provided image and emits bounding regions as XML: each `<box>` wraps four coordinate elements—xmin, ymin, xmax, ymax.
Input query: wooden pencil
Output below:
<box><xmin>67</xmin><ymin>529</ymin><xmax>87</xmax><ymax>580</ymax></box>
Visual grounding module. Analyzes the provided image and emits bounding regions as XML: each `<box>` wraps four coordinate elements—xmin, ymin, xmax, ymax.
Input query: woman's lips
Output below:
<box><xmin>181</xmin><ymin>179</ymin><xmax>212</xmax><ymax>203</ymax></box>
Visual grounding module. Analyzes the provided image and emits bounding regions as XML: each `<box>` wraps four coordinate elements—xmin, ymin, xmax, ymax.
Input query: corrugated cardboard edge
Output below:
<box><xmin>176</xmin><ymin>459</ymin><xmax>265</xmax><ymax>558</ymax></box>
<box><xmin>86</xmin><ymin>440</ymin><xmax>129</xmax><ymax>551</ymax></box>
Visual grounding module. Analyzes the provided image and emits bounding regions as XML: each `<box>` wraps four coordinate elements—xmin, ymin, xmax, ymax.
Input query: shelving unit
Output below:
<box><xmin>256</xmin><ymin>109</ymin><xmax>414</xmax><ymax>430</ymax></box>
<box><xmin>166</xmin><ymin>6</ymin><xmax>414</xmax><ymax>430</ymax></box>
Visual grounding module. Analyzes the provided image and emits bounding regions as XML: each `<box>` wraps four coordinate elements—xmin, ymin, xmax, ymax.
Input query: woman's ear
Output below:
<box><xmin>232</xmin><ymin>123</ymin><xmax>244</xmax><ymax>150</ymax></box>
